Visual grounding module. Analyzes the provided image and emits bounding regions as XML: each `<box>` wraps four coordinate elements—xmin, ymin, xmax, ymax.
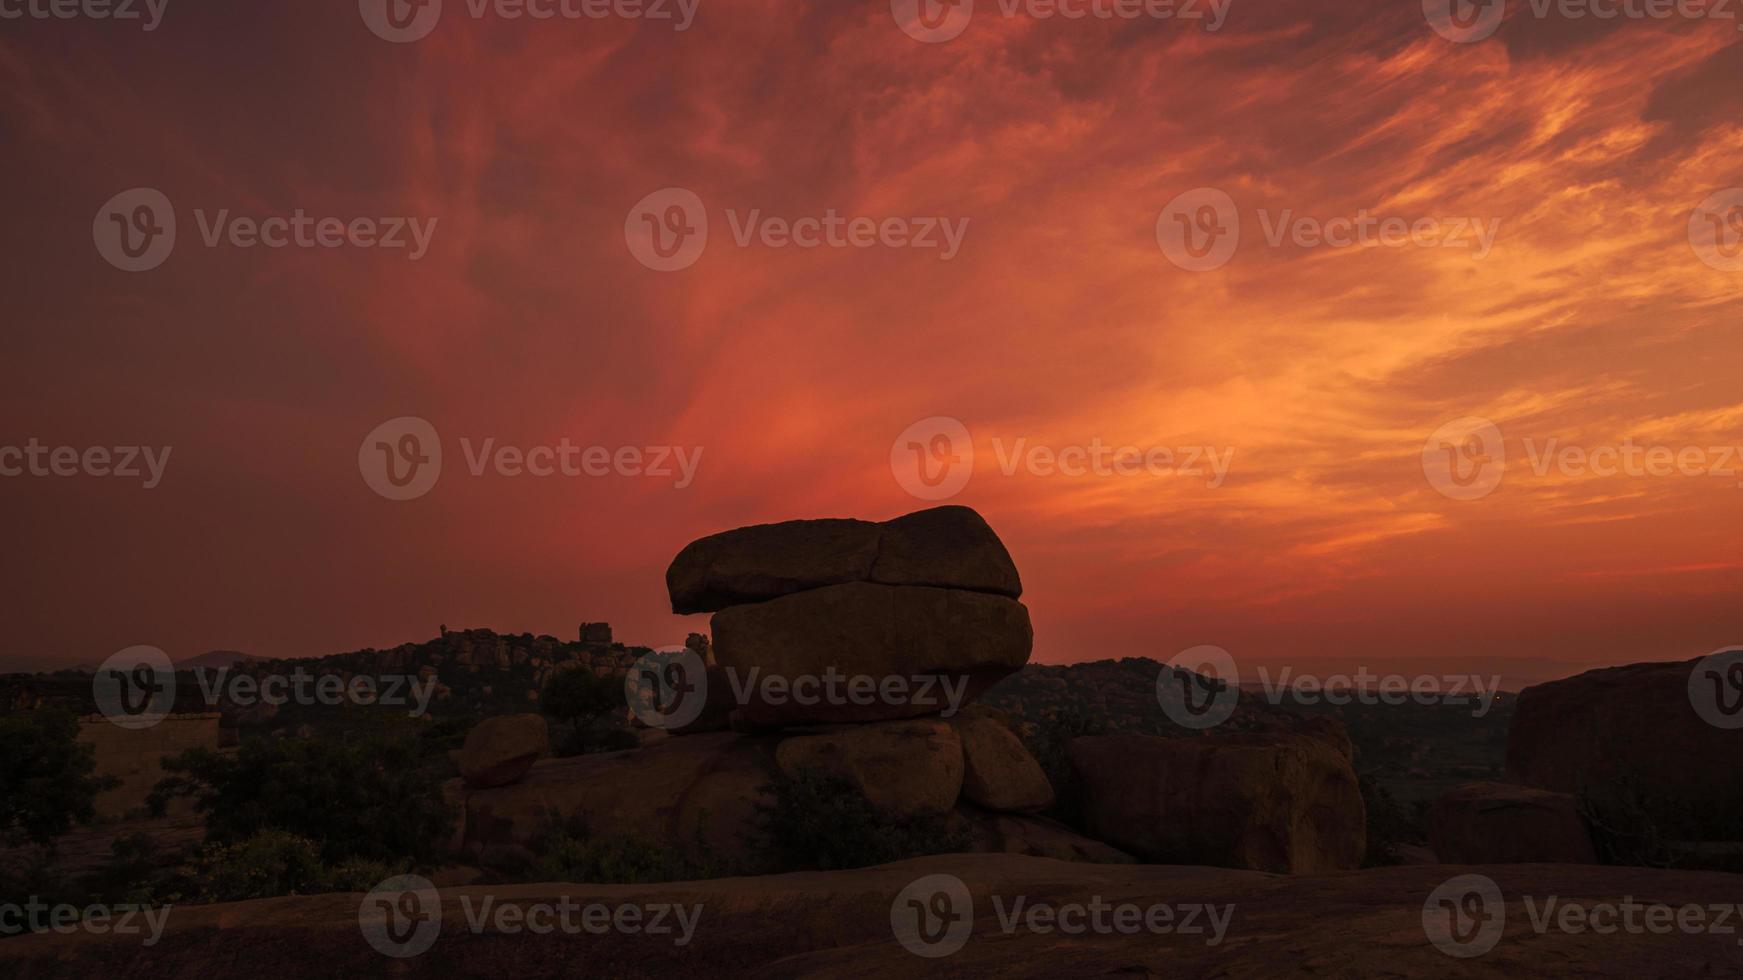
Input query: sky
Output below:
<box><xmin>2</xmin><ymin>0</ymin><xmax>1740</xmax><ymax>679</ymax></box>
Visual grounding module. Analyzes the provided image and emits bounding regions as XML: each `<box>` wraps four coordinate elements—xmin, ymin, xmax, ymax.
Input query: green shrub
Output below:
<box><xmin>542</xmin><ymin>668</ymin><xmax>635</xmax><ymax>757</ymax></box>
<box><xmin>187</xmin><ymin>830</ymin><xmax>327</xmax><ymax>903</ymax></box>
<box><xmin>149</xmin><ymin>731</ymin><xmax>452</xmax><ymax>866</ymax></box>
<box><xmin>1359</xmin><ymin>775</ymin><xmax>1420</xmax><ymax>867</ymax></box>
<box><xmin>1016</xmin><ymin>707</ymin><xmax>1107</xmax><ymax>830</ymax></box>
<box><xmin>0</xmin><ymin>709</ymin><xmax>117</xmax><ymax>848</ymax></box>
<box><xmin>752</xmin><ymin>768</ymin><xmax>971</xmax><ymax>872</ymax></box>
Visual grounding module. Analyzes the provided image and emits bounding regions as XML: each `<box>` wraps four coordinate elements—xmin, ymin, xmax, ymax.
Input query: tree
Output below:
<box><xmin>149</xmin><ymin>730</ymin><xmax>452</xmax><ymax>866</ymax></box>
<box><xmin>541</xmin><ymin>665</ymin><xmax>635</xmax><ymax>755</ymax></box>
<box><xmin>0</xmin><ymin>709</ymin><xmax>115</xmax><ymax>848</ymax></box>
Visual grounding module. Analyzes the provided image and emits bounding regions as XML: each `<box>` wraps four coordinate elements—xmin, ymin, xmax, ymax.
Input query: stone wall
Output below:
<box><xmin>77</xmin><ymin>713</ymin><xmax>222</xmax><ymax>818</ymax></box>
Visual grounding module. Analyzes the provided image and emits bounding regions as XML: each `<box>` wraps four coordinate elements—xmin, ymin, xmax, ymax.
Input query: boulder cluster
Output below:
<box><xmin>1428</xmin><ymin>655</ymin><xmax>1743</xmax><ymax>865</ymax></box>
<box><xmin>448</xmin><ymin>507</ymin><xmax>1126</xmax><ymax>869</ymax></box>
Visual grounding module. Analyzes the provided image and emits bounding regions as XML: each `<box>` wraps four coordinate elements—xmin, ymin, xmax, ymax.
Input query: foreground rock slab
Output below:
<box><xmin>7</xmin><ymin>855</ymin><xmax>1741</xmax><ymax>978</ymax></box>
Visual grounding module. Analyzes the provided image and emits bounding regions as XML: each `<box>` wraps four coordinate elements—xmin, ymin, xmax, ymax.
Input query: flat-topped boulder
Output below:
<box><xmin>710</xmin><ymin>582</ymin><xmax>1033</xmax><ymax>727</ymax></box>
<box><xmin>666</xmin><ymin>506</ymin><xmax>1021</xmax><ymax>613</ymax></box>
<box><xmin>1507</xmin><ymin>654</ymin><xmax>1743</xmax><ymax>840</ymax></box>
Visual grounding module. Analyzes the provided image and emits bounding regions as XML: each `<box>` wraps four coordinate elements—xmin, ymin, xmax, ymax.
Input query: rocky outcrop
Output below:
<box><xmin>1070</xmin><ymin>730</ymin><xmax>1365</xmax><ymax>874</ymax></box>
<box><xmin>666</xmin><ymin>505</ymin><xmax>1021</xmax><ymax>613</ymax></box>
<box><xmin>10</xmin><ymin>855</ymin><xmax>1741</xmax><ymax>978</ymax></box>
<box><xmin>461</xmin><ymin>732</ymin><xmax>778</xmax><ymax>860</ymax></box>
<box><xmin>711</xmin><ymin>582</ymin><xmax>1032</xmax><ymax>727</ymax></box>
<box><xmin>774</xmin><ymin>718</ymin><xmax>964</xmax><ymax>817</ymax></box>
<box><xmin>1507</xmin><ymin>656</ymin><xmax>1743</xmax><ymax>840</ymax></box>
<box><xmin>953</xmin><ymin>806</ymin><xmax>1133</xmax><ymax>863</ymax></box>
<box><xmin>949</xmin><ymin>706</ymin><xmax>1053</xmax><ymax>812</ymax></box>
<box><xmin>1428</xmin><ymin>782</ymin><xmax>1596</xmax><ymax>864</ymax></box>
<box><xmin>456</xmin><ymin>714</ymin><xmax>550</xmax><ymax>789</ymax></box>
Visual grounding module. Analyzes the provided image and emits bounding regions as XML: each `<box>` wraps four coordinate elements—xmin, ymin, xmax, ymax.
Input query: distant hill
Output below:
<box><xmin>175</xmin><ymin>650</ymin><xmax>260</xmax><ymax>671</ymax></box>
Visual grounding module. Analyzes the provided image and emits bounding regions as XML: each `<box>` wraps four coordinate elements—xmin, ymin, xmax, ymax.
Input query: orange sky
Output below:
<box><xmin>2</xmin><ymin>1</ymin><xmax>1740</xmax><ymax>675</ymax></box>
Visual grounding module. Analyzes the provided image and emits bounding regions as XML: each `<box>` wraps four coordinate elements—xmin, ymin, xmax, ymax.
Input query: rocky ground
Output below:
<box><xmin>4</xmin><ymin>854</ymin><xmax>1740</xmax><ymax>978</ymax></box>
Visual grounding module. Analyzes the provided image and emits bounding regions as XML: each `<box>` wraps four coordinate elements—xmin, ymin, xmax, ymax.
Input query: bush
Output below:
<box><xmin>0</xmin><ymin>709</ymin><xmax>116</xmax><ymax>848</ymax></box>
<box><xmin>1016</xmin><ymin>707</ymin><xmax>1107</xmax><ymax>830</ymax></box>
<box><xmin>148</xmin><ymin>731</ymin><xmax>452</xmax><ymax>866</ymax></box>
<box><xmin>1359</xmin><ymin>775</ymin><xmax>1420</xmax><ymax>867</ymax></box>
<box><xmin>542</xmin><ymin>667</ymin><xmax>635</xmax><ymax>757</ymax></box>
<box><xmin>532</xmin><ymin>816</ymin><xmax>730</xmax><ymax>884</ymax></box>
<box><xmin>752</xmin><ymin>768</ymin><xmax>972</xmax><ymax>872</ymax></box>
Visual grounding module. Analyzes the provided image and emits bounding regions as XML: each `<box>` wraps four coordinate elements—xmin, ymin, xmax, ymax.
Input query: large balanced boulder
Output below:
<box><xmin>711</xmin><ymin>581</ymin><xmax>1032</xmax><ymax>727</ymax></box>
<box><xmin>1507</xmin><ymin>656</ymin><xmax>1743</xmax><ymax>839</ymax></box>
<box><xmin>774</xmin><ymin>718</ymin><xmax>963</xmax><ymax>817</ymax></box>
<box><xmin>462</xmin><ymin>732</ymin><xmax>778</xmax><ymax>862</ymax></box>
<box><xmin>949</xmin><ymin>706</ymin><xmax>1054</xmax><ymax>812</ymax></box>
<box><xmin>1428</xmin><ymin>782</ymin><xmax>1597</xmax><ymax>864</ymax></box>
<box><xmin>1070</xmin><ymin>731</ymin><xmax>1365</xmax><ymax>874</ymax></box>
<box><xmin>457</xmin><ymin>714</ymin><xmax>550</xmax><ymax>788</ymax></box>
<box><xmin>667</xmin><ymin>505</ymin><xmax>1021</xmax><ymax>613</ymax></box>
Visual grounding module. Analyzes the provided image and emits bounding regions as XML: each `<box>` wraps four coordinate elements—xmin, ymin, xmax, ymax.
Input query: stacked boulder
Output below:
<box><xmin>665</xmin><ymin>506</ymin><xmax>1051</xmax><ymax>822</ymax></box>
<box><xmin>451</xmin><ymin>507</ymin><xmax>1128</xmax><ymax>867</ymax></box>
<box><xmin>667</xmin><ymin>505</ymin><xmax>1033</xmax><ymax>728</ymax></box>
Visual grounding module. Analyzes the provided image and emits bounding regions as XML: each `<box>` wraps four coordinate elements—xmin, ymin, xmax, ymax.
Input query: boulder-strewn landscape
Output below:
<box><xmin>3</xmin><ymin>509</ymin><xmax>1740</xmax><ymax>978</ymax></box>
